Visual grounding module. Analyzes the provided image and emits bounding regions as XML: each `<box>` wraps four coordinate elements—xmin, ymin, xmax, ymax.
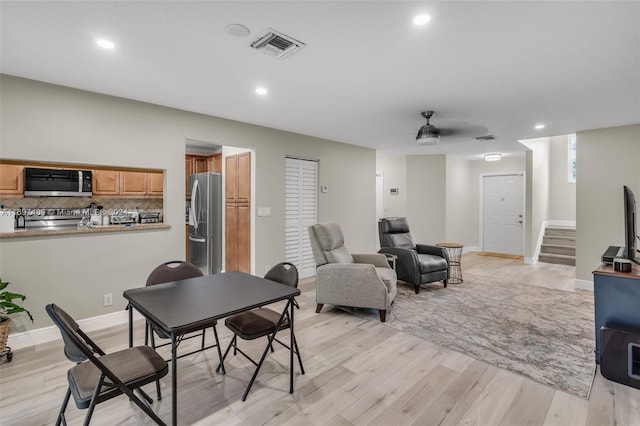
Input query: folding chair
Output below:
<box><xmin>144</xmin><ymin>260</ymin><xmax>226</xmax><ymax>397</ymax></box>
<box><xmin>46</xmin><ymin>303</ymin><xmax>168</xmax><ymax>426</ymax></box>
<box><xmin>216</xmin><ymin>262</ymin><xmax>305</xmax><ymax>400</ymax></box>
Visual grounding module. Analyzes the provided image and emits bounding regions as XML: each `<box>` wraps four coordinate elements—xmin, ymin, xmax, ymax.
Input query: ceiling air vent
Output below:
<box><xmin>475</xmin><ymin>135</ymin><xmax>496</xmax><ymax>141</ymax></box>
<box><xmin>250</xmin><ymin>28</ymin><xmax>305</xmax><ymax>59</ymax></box>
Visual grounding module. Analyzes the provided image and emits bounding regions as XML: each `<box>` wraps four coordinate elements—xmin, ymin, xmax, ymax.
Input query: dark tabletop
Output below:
<box><xmin>123</xmin><ymin>271</ymin><xmax>300</xmax><ymax>335</ymax></box>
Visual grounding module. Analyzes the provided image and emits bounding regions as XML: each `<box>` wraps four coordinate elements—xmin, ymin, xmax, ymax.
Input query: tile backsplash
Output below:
<box><xmin>0</xmin><ymin>197</ymin><xmax>163</xmax><ymax>216</ymax></box>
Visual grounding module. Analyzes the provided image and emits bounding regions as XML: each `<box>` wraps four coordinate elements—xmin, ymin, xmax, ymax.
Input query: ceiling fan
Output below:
<box><xmin>415</xmin><ymin>110</ymin><xmax>492</xmax><ymax>145</ymax></box>
<box><xmin>416</xmin><ymin>110</ymin><xmax>445</xmax><ymax>145</ymax></box>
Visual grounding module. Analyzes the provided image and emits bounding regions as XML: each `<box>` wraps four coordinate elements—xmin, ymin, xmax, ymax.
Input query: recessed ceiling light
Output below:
<box><xmin>255</xmin><ymin>87</ymin><xmax>268</xmax><ymax>96</ymax></box>
<box><xmin>96</xmin><ymin>39</ymin><xmax>115</xmax><ymax>49</ymax></box>
<box><xmin>535</xmin><ymin>124</ymin><xmax>545</xmax><ymax>130</ymax></box>
<box><xmin>413</xmin><ymin>14</ymin><xmax>432</xmax><ymax>25</ymax></box>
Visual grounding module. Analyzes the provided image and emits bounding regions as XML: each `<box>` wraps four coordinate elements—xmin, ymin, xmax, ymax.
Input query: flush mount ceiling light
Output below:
<box><xmin>416</xmin><ymin>111</ymin><xmax>440</xmax><ymax>145</ymax></box>
<box><xmin>255</xmin><ymin>87</ymin><xmax>268</xmax><ymax>95</ymax></box>
<box><xmin>225</xmin><ymin>24</ymin><xmax>250</xmax><ymax>37</ymax></box>
<box><xmin>535</xmin><ymin>123</ymin><xmax>545</xmax><ymax>129</ymax></box>
<box><xmin>413</xmin><ymin>14</ymin><xmax>432</xmax><ymax>25</ymax></box>
<box><xmin>96</xmin><ymin>39</ymin><xmax>115</xmax><ymax>49</ymax></box>
<box><xmin>484</xmin><ymin>153</ymin><xmax>502</xmax><ymax>162</ymax></box>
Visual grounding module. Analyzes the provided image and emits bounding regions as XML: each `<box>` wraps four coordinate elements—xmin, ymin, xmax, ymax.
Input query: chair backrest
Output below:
<box><xmin>146</xmin><ymin>260</ymin><xmax>203</xmax><ymax>286</ymax></box>
<box><xmin>378</xmin><ymin>217</ymin><xmax>417</xmax><ymax>250</ymax></box>
<box><xmin>46</xmin><ymin>303</ymin><xmax>102</xmax><ymax>363</ymax></box>
<box><xmin>308</xmin><ymin>223</ymin><xmax>354</xmax><ymax>267</ymax></box>
<box><xmin>264</xmin><ymin>262</ymin><xmax>299</xmax><ymax>288</ymax></box>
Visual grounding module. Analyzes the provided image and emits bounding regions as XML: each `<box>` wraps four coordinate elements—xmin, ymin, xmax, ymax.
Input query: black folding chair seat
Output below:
<box><xmin>68</xmin><ymin>346</ymin><xmax>168</xmax><ymax>409</ymax></box>
<box><xmin>217</xmin><ymin>262</ymin><xmax>305</xmax><ymax>401</ymax></box>
<box><xmin>46</xmin><ymin>303</ymin><xmax>168</xmax><ymax>426</ymax></box>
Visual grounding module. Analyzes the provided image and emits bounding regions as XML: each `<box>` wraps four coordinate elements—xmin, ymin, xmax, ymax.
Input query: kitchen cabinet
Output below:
<box><xmin>0</xmin><ymin>164</ymin><xmax>24</xmax><ymax>197</ymax></box>
<box><xmin>120</xmin><ymin>171</ymin><xmax>148</xmax><ymax>196</ymax></box>
<box><xmin>225</xmin><ymin>152</ymin><xmax>251</xmax><ymax>273</ymax></box>
<box><xmin>93</xmin><ymin>170</ymin><xmax>163</xmax><ymax>198</ymax></box>
<box><xmin>185</xmin><ymin>153</ymin><xmax>221</xmax><ymax>197</ymax></box>
<box><xmin>92</xmin><ymin>170</ymin><xmax>120</xmax><ymax>196</ymax></box>
<box><xmin>207</xmin><ymin>153</ymin><xmax>222</xmax><ymax>173</ymax></box>
<box><xmin>148</xmin><ymin>172</ymin><xmax>163</xmax><ymax>197</ymax></box>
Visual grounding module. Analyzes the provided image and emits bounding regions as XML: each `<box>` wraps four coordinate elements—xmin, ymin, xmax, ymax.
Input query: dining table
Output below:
<box><xmin>123</xmin><ymin>271</ymin><xmax>301</xmax><ymax>426</ymax></box>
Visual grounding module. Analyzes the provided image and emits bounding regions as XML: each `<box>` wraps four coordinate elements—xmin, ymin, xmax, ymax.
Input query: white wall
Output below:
<box><xmin>576</xmin><ymin>124</ymin><xmax>640</xmax><ymax>282</ymax></box>
<box><xmin>548</xmin><ymin>135</ymin><xmax>576</xmax><ymax>221</ymax></box>
<box><xmin>0</xmin><ymin>75</ymin><xmax>378</xmax><ymax>332</ymax></box>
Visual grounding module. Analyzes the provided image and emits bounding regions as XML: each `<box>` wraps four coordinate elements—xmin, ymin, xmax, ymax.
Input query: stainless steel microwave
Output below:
<box><xmin>24</xmin><ymin>167</ymin><xmax>92</xmax><ymax>197</ymax></box>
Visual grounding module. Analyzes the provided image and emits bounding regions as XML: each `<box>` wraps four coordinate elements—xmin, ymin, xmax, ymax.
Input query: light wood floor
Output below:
<box><xmin>1</xmin><ymin>253</ymin><xmax>639</xmax><ymax>425</ymax></box>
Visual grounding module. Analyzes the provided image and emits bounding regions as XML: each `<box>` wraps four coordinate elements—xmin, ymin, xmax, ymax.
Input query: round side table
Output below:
<box><xmin>436</xmin><ymin>243</ymin><xmax>464</xmax><ymax>284</ymax></box>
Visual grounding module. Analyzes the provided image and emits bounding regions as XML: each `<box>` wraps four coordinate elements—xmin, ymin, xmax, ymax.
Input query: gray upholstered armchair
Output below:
<box><xmin>378</xmin><ymin>217</ymin><xmax>449</xmax><ymax>294</ymax></box>
<box><xmin>308</xmin><ymin>222</ymin><xmax>397</xmax><ymax>322</ymax></box>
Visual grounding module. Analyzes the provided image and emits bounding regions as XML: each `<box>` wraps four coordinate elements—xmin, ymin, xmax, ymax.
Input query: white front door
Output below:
<box><xmin>482</xmin><ymin>174</ymin><xmax>524</xmax><ymax>255</ymax></box>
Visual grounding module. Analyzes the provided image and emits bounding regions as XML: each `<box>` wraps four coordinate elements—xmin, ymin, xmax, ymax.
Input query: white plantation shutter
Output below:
<box><xmin>285</xmin><ymin>157</ymin><xmax>318</xmax><ymax>278</ymax></box>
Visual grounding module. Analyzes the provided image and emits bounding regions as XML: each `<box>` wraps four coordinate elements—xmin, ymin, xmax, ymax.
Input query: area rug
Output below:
<box><xmin>345</xmin><ymin>274</ymin><xmax>596</xmax><ymax>399</ymax></box>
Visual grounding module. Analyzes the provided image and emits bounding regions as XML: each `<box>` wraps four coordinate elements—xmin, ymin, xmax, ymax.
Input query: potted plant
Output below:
<box><xmin>0</xmin><ymin>277</ymin><xmax>33</xmax><ymax>356</ymax></box>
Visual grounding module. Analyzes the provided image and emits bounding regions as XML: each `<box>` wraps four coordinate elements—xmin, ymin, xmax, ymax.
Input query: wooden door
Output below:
<box><xmin>225</xmin><ymin>152</ymin><xmax>251</xmax><ymax>273</ymax></box>
<box><xmin>185</xmin><ymin>156</ymin><xmax>193</xmax><ymax>196</ymax></box>
<box><xmin>92</xmin><ymin>169</ymin><xmax>120</xmax><ymax>196</ymax></box>
<box><xmin>0</xmin><ymin>164</ymin><xmax>24</xmax><ymax>196</ymax></box>
<box><xmin>120</xmin><ymin>171</ymin><xmax>148</xmax><ymax>196</ymax></box>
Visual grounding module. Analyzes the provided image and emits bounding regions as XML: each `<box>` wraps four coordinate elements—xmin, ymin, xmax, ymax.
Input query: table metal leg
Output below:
<box><xmin>171</xmin><ymin>333</ymin><xmax>177</xmax><ymax>426</ymax></box>
<box><xmin>290</xmin><ymin>298</ymin><xmax>294</xmax><ymax>394</ymax></box>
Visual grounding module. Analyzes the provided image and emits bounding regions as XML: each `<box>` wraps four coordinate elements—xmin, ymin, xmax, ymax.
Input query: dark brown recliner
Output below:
<box><xmin>378</xmin><ymin>217</ymin><xmax>449</xmax><ymax>294</ymax></box>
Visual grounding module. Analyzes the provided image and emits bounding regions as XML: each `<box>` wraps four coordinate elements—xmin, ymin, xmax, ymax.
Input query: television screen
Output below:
<box><xmin>624</xmin><ymin>185</ymin><xmax>639</xmax><ymax>264</ymax></box>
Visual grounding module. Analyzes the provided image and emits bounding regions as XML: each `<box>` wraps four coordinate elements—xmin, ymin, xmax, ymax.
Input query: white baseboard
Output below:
<box><xmin>547</xmin><ymin>220</ymin><xmax>577</xmax><ymax>227</ymax></box>
<box><xmin>524</xmin><ymin>257</ymin><xmax>535</xmax><ymax>264</ymax></box>
<box><xmin>575</xmin><ymin>278</ymin><xmax>594</xmax><ymax>291</ymax></box>
<box><xmin>7</xmin><ymin>309</ymin><xmax>144</xmax><ymax>351</ymax></box>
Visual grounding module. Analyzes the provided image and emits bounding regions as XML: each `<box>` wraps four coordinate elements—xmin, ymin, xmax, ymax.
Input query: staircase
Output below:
<box><xmin>539</xmin><ymin>225</ymin><xmax>576</xmax><ymax>266</ymax></box>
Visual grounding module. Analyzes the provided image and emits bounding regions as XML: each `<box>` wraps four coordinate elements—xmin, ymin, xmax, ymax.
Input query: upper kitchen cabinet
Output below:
<box><xmin>120</xmin><ymin>171</ymin><xmax>148</xmax><ymax>196</ymax></box>
<box><xmin>93</xmin><ymin>169</ymin><xmax>163</xmax><ymax>199</ymax></box>
<box><xmin>147</xmin><ymin>172</ymin><xmax>163</xmax><ymax>197</ymax></box>
<box><xmin>0</xmin><ymin>163</ymin><xmax>24</xmax><ymax>197</ymax></box>
<box><xmin>92</xmin><ymin>169</ymin><xmax>120</xmax><ymax>196</ymax></box>
<box><xmin>185</xmin><ymin>153</ymin><xmax>222</xmax><ymax>197</ymax></box>
<box><xmin>207</xmin><ymin>153</ymin><xmax>222</xmax><ymax>173</ymax></box>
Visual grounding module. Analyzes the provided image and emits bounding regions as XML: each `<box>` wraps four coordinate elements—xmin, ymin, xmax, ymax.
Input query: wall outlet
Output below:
<box><xmin>103</xmin><ymin>293</ymin><xmax>113</xmax><ymax>307</ymax></box>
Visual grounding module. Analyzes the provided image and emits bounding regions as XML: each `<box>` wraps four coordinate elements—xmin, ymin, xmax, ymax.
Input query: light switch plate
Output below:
<box><xmin>257</xmin><ymin>207</ymin><xmax>271</xmax><ymax>217</ymax></box>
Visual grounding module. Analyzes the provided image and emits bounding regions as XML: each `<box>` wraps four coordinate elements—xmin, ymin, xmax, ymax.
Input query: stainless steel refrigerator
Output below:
<box><xmin>188</xmin><ymin>172</ymin><xmax>222</xmax><ymax>275</ymax></box>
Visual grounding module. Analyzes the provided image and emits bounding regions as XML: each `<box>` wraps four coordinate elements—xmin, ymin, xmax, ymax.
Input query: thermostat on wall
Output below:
<box><xmin>390</xmin><ymin>188</ymin><xmax>399</xmax><ymax>195</ymax></box>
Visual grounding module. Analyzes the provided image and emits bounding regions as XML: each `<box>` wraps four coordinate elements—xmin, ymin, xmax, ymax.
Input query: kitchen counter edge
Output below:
<box><xmin>0</xmin><ymin>223</ymin><xmax>170</xmax><ymax>239</ymax></box>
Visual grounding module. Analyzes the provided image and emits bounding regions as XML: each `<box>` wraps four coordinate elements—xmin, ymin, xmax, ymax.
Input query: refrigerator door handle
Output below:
<box><xmin>189</xmin><ymin>178</ymin><xmax>199</xmax><ymax>228</ymax></box>
<box><xmin>189</xmin><ymin>235</ymin><xmax>206</xmax><ymax>243</ymax></box>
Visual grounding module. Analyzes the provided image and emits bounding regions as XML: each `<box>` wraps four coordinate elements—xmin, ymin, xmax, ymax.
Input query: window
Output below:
<box><xmin>568</xmin><ymin>134</ymin><xmax>577</xmax><ymax>182</ymax></box>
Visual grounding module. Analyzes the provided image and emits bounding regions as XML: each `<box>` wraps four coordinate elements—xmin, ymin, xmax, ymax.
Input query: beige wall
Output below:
<box><xmin>376</xmin><ymin>155</ymin><xmax>407</xmax><ymax>219</ymax></box>
<box><xmin>445</xmin><ymin>156</ymin><xmax>474</xmax><ymax>246</ymax></box>
<box><xmin>0</xmin><ymin>75</ymin><xmax>377</xmax><ymax>331</ymax></box>
<box><xmin>406</xmin><ymin>155</ymin><xmax>447</xmax><ymax>245</ymax></box>
<box><xmin>576</xmin><ymin>124</ymin><xmax>640</xmax><ymax>282</ymax></box>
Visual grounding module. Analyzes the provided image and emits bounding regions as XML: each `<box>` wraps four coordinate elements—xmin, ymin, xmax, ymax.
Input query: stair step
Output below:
<box><xmin>543</xmin><ymin>235</ymin><xmax>576</xmax><ymax>246</ymax></box>
<box><xmin>540</xmin><ymin>244</ymin><xmax>576</xmax><ymax>256</ymax></box>
<box><xmin>539</xmin><ymin>253</ymin><xmax>576</xmax><ymax>266</ymax></box>
<box><xmin>545</xmin><ymin>226</ymin><xmax>576</xmax><ymax>237</ymax></box>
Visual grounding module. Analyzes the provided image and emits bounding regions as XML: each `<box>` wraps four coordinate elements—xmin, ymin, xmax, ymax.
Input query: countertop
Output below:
<box><xmin>0</xmin><ymin>223</ymin><xmax>170</xmax><ymax>239</ymax></box>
